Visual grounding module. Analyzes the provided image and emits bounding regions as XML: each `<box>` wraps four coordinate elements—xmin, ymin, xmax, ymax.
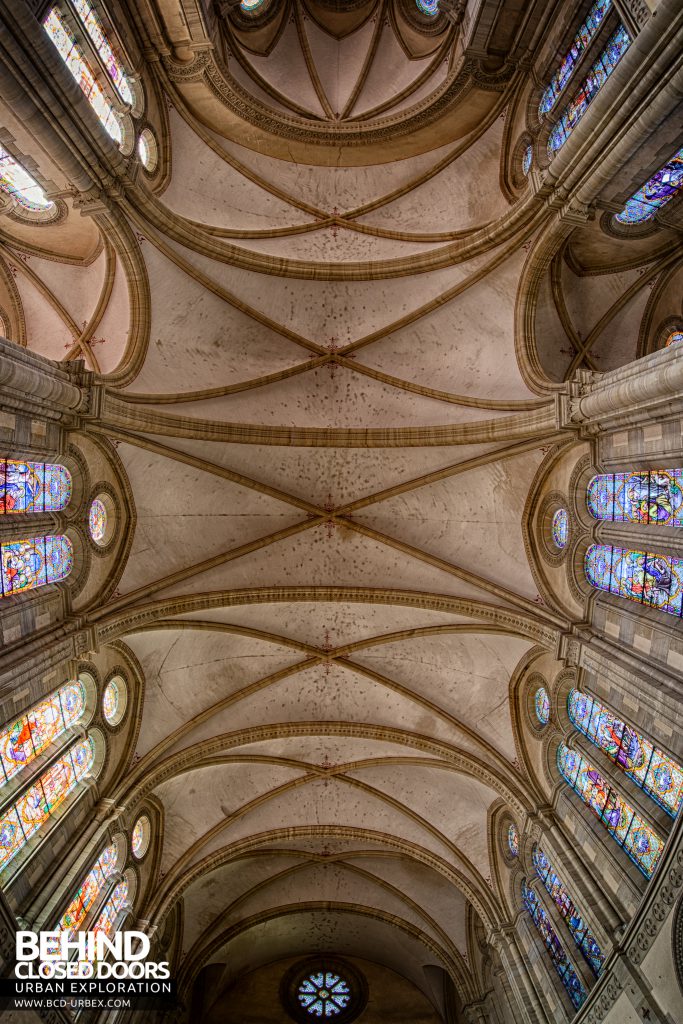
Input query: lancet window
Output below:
<box><xmin>0</xmin><ymin>460</ymin><xmax>71</xmax><ymax>513</ymax></box>
<box><xmin>557</xmin><ymin>743</ymin><xmax>664</xmax><ymax>878</ymax></box>
<box><xmin>615</xmin><ymin>147</ymin><xmax>683</xmax><ymax>225</ymax></box>
<box><xmin>522</xmin><ymin>881</ymin><xmax>587</xmax><ymax>1009</ymax></box>
<box><xmin>0</xmin><ymin>679</ymin><xmax>86</xmax><ymax>786</ymax></box>
<box><xmin>585</xmin><ymin>543</ymin><xmax>683</xmax><ymax>618</ymax></box>
<box><xmin>532</xmin><ymin>845</ymin><xmax>605</xmax><ymax>976</ymax></box>
<box><xmin>93</xmin><ymin>878</ymin><xmax>128</xmax><ymax>939</ymax></box>
<box><xmin>568</xmin><ymin>689</ymin><xmax>683</xmax><ymax>817</ymax></box>
<box><xmin>58</xmin><ymin>842</ymin><xmax>117</xmax><ymax>937</ymax></box>
<box><xmin>0</xmin><ymin>148</ymin><xmax>53</xmax><ymax>212</ymax></box>
<box><xmin>0</xmin><ymin>736</ymin><xmax>94</xmax><ymax>871</ymax></box>
<box><xmin>0</xmin><ymin>536</ymin><xmax>73</xmax><ymax>597</ymax></box>
<box><xmin>548</xmin><ymin>25</ymin><xmax>630</xmax><ymax>155</ymax></box>
<box><xmin>70</xmin><ymin>0</ymin><xmax>133</xmax><ymax>104</ymax></box>
<box><xmin>539</xmin><ymin>0</ymin><xmax>612</xmax><ymax>115</ymax></box>
<box><xmin>587</xmin><ymin>470</ymin><xmax>683</xmax><ymax>527</ymax></box>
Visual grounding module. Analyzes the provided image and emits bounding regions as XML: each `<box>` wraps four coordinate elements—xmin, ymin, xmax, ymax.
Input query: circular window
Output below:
<box><xmin>551</xmin><ymin>508</ymin><xmax>569</xmax><ymax>549</ymax></box>
<box><xmin>415</xmin><ymin>0</ymin><xmax>439</xmax><ymax>14</ymax></box>
<box><xmin>131</xmin><ymin>815</ymin><xmax>150</xmax><ymax>859</ymax></box>
<box><xmin>89</xmin><ymin>498</ymin><xmax>107</xmax><ymax>544</ymax></box>
<box><xmin>508</xmin><ymin>823</ymin><xmax>519</xmax><ymax>858</ymax></box>
<box><xmin>102</xmin><ymin>675</ymin><xmax>126</xmax><ymax>726</ymax></box>
<box><xmin>282</xmin><ymin>958</ymin><xmax>367</xmax><ymax>1024</ymax></box>
<box><xmin>522</xmin><ymin>144</ymin><xmax>533</xmax><ymax>176</ymax></box>
<box><xmin>534</xmin><ymin>687</ymin><xmax>550</xmax><ymax>725</ymax></box>
<box><xmin>137</xmin><ymin>128</ymin><xmax>158</xmax><ymax>172</ymax></box>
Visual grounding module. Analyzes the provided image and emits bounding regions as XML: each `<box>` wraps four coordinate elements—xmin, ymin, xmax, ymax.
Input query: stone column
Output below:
<box><xmin>489</xmin><ymin>925</ymin><xmax>551</xmax><ymax>1024</ymax></box>
<box><xmin>0</xmin><ymin>338</ymin><xmax>98</xmax><ymax>423</ymax></box>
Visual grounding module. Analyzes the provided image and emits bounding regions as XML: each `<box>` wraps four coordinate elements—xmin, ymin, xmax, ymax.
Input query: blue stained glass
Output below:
<box><xmin>415</xmin><ymin>0</ymin><xmax>439</xmax><ymax>13</ymax></box>
<box><xmin>539</xmin><ymin>0</ymin><xmax>612</xmax><ymax>115</ymax></box>
<box><xmin>0</xmin><ymin>460</ymin><xmax>71</xmax><ymax>514</ymax></box>
<box><xmin>532</xmin><ymin>845</ymin><xmax>605</xmax><ymax>976</ymax></box>
<box><xmin>522</xmin><ymin>881</ymin><xmax>587</xmax><ymax>1009</ymax></box>
<box><xmin>535</xmin><ymin>688</ymin><xmax>550</xmax><ymax>725</ymax></box>
<box><xmin>0</xmin><ymin>536</ymin><xmax>73</xmax><ymax>597</ymax></box>
<box><xmin>587</xmin><ymin>470</ymin><xmax>683</xmax><ymax>526</ymax></box>
<box><xmin>616</xmin><ymin>147</ymin><xmax>683</xmax><ymax>224</ymax></box>
<box><xmin>666</xmin><ymin>330</ymin><xmax>683</xmax><ymax>347</ymax></box>
<box><xmin>548</xmin><ymin>25</ymin><xmax>630</xmax><ymax>156</ymax></box>
<box><xmin>522</xmin><ymin>145</ymin><xmax>533</xmax><ymax>176</ymax></box>
<box><xmin>298</xmin><ymin>970</ymin><xmax>351</xmax><ymax>1016</ymax></box>
<box><xmin>585</xmin><ymin>543</ymin><xmax>683</xmax><ymax>617</ymax></box>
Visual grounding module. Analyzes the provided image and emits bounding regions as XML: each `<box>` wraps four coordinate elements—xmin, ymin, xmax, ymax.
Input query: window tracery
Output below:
<box><xmin>615</xmin><ymin>146</ymin><xmax>683</xmax><ymax>224</ymax></box>
<box><xmin>0</xmin><ymin>679</ymin><xmax>86</xmax><ymax>786</ymax></box>
<box><xmin>58</xmin><ymin>841</ymin><xmax>117</xmax><ymax>937</ymax></box>
<box><xmin>522</xmin><ymin>881</ymin><xmax>587</xmax><ymax>1009</ymax></box>
<box><xmin>0</xmin><ymin>149</ymin><xmax>53</xmax><ymax>212</ymax></box>
<box><xmin>587</xmin><ymin>470</ymin><xmax>683</xmax><ymax>527</ymax></box>
<box><xmin>568</xmin><ymin>689</ymin><xmax>683</xmax><ymax>816</ymax></box>
<box><xmin>0</xmin><ymin>536</ymin><xmax>73</xmax><ymax>597</ymax></box>
<box><xmin>557</xmin><ymin>743</ymin><xmax>664</xmax><ymax>877</ymax></box>
<box><xmin>585</xmin><ymin>543</ymin><xmax>683</xmax><ymax>617</ymax></box>
<box><xmin>71</xmin><ymin>0</ymin><xmax>133</xmax><ymax>105</ymax></box>
<box><xmin>0</xmin><ymin>460</ymin><xmax>71</xmax><ymax>513</ymax></box>
<box><xmin>532</xmin><ymin>845</ymin><xmax>605</xmax><ymax>975</ymax></box>
<box><xmin>539</xmin><ymin>0</ymin><xmax>612</xmax><ymax>115</ymax></box>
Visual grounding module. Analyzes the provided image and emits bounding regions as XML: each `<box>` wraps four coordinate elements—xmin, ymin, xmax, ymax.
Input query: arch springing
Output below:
<box><xmin>43</xmin><ymin>8</ymin><xmax>121</xmax><ymax>143</ymax></box>
<box><xmin>71</xmin><ymin>0</ymin><xmax>133</xmax><ymax>105</ymax></box>
<box><xmin>557</xmin><ymin>743</ymin><xmax>664</xmax><ymax>878</ymax></box>
<box><xmin>0</xmin><ymin>460</ymin><xmax>71</xmax><ymax>514</ymax></box>
<box><xmin>522</xmin><ymin>881</ymin><xmax>587</xmax><ymax>1009</ymax></box>
<box><xmin>548</xmin><ymin>25</ymin><xmax>630</xmax><ymax>155</ymax></box>
<box><xmin>539</xmin><ymin>0</ymin><xmax>612</xmax><ymax>115</ymax></box>
<box><xmin>587</xmin><ymin>470</ymin><xmax>683</xmax><ymax>527</ymax></box>
<box><xmin>0</xmin><ymin>148</ymin><xmax>53</xmax><ymax>212</ymax></box>
<box><xmin>568</xmin><ymin>689</ymin><xmax>683</xmax><ymax>817</ymax></box>
<box><xmin>615</xmin><ymin>147</ymin><xmax>683</xmax><ymax>224</ymax></box>
<box><xmin>532</xmin><ymin>845</ymin><xmax>605</xmax><ymax>976</ymax></box>
<box><xmin>0</xmin><ymin>679</ymin><xmax>86</xmax><ymax>786</ymax></box>
<box><xmin>585</xmin><ymin>543</ymin><xmax>683</xmax><ymax>617</ymax></box>
<box><xmin>58</xmin><ymin>842</ymin><xmax>117</xmax><ymax>937</ymax></box>
<box><xmin>0</xmin><ymin>536</ymin><xmax>73</xmax><ymax>597</ymax></box>
<box><xmin>0</xmin><ymin>737</ymin><xmax>94</xmax><ymax>871</ymax></box>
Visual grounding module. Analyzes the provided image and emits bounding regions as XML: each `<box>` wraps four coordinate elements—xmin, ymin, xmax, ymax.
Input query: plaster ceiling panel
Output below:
<box><xmin>213</xmin><ymin>132</ymin><xmax>458</xmax><ymax>212</ymax></box>
<box><xmin>19</xmin><ymin>248</ymin><xmax>105</xmax><ymax>333</ymax></box>
<box><xmin>159</xmin><ymin>365</ymin><xmax>503</xmax><ymax>427</ymax></box>
<box><xmin>229</xmin><ymin>225</ymin><xmax>444</xmax><ymax>261</ymax></box>
<box><xmin>354</xmin><ymin>449</ymin><xmax>545</xmax><ymax>599</ymax></box>
<box><xmin>173</xmin><ymin>600</ymin><xmax>477</xmax><ymax>647</ymax></box>
<box><xmin>560</xmin><ymin>259</ymin><xmax>651</xmax><ymax>345</ymax></box>
<box><xmin>302</xmin><ymin>13</ymin><xmax>376</xmax><ymax>117</ymax></box>
<box><xmin>114</xmin><ymin>443</ymin><xmax>302</xmax><ymax>595</ymax></box>
<box><xmin>155</xmin><ymin>522</ymin><xmax>501</xmax><ymax>604</ymax></box>
<box><xmin>239</xmin><ymin>21</ymin><xmax>327</xmax><ymax>118</ymax></box>
<box><xmin>153</xmin><ymin>438</ymin><xmax>503</xmax><ymax>507</ymax></box>
<box><xmin>386</xmin><ymin>61</ymin><xmax>450</xmax><ymax>118</ymax></box>
<box><xmin>222</xmin><ymin>52</ymin><xmax>295</xmax><ymax>116</ymax></box>
<box><xmin>357</xmin><ymin>117</ymin><xmax>508</xmax><ymax>232</ymax></box>
<box><xmin>10</xmin><ymin>261</ymin><xmax>72</xmax><ymax>360</ymax></box>
<box><xmin>156</xmin><ymin>762</ymin><xmax>308</xmax><ymax>873</ymax></box>
<box><xmin>350</xmin><ymin>24</ymin><xmax>436</xmax><ymax>117</ymax></box>
<box><xmin>347</xmin><ymin>632</ymin><xmax>532</xmax><ymax>761</ymax></box>
<box><xmin>359</xmin><ymin>249</ymin><xmax>538</xmax><ymax>401</ymax></box>
<box><xmin>160</xmin><ymin>110</ymin><xmax>310</xmax><ymax>229</ymax></box>
<box><xmin>122</xmin><ymin>628</ymin><xmax>304</xmax><ymax>758</ymax></box>
<box><xmin>123</xmin><ymin>243</ymin><xmax>305</xmax><ymax>394</ymax></box>
<box><xmin>532</xmin><ymin>269</ymin><xmax>572</xmax><ymax>383</ymax></box>
<box><xmin>588</xmin><ymin>286</ymin><xmax>652</xmax><ymax>372</ymax></box>
<box><xmin>89</xmin><ymin>251</ymin><xmax>131</xmax><ymax>375</ymax></box>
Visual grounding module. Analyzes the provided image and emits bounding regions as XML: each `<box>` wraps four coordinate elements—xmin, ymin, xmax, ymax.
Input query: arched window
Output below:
<box><xmin>0</xmin><ymin>679</ymin><xmax>86</xmax><ymax>786</ymax></box>
<box><xmin>93</xmin><ymin>877</ymin><xmax>128</xmax><ymax>939</ymax></box>
<box><xmin>585</xmin><ymin>543</ymin><xmax>683</xmax><ymax>618</ymax></box>
<box><xmin>58</xmin><ymin>841</ymin><xmax>117</xmax><ymax>937</ymax></box>
<box><xmin>0</xmin><ymin>736</ymin><xmax>94</xmax><ymax>871</ymax></box>
<box><xmin>665</xmin><ymin>329</ymin><xmax>683</xmax><ymax>347</ymax></box>
<box><xmin>522</xmin><ymin>145</ymin><xmax>533</xmax><ymax>176</ymax></box>
<box><xmin>587</xmin><ymin>470</ymin><xmax>683</xmax><ymax>527</ymax></box>
<box><xmin>71</xmin><ymin>0</ymin><xmax>133</xmax><ymax>105</ymax></box>
<box><xmin>548</xmin><ymin>25</ymin><xmax>630</xmax><ymax>155</ymax></box>
<box><xmin>535</xmin><ymin>687</ymin><xmax>550</xmax><ymax>725</ymax></box>
<box><xmin>615</xmin><ymin>147</ymin><xmax>683</xmax><ymax>225</ymax></box>
<box><xmin>0</xmin><ymin>148</ymin><xmax>53</xmax><ymax>212</ymax></box>
<box><xmin>522</xmin><ymin>881</ymin><xmax>587</xmax><ymax>1009</ymax></box>
<box><xmin>508</xmin><ymin>823</ymin><xmax>519</xmax><ymax>857</ymax></box>
<box><xmin>532</xmin><ymin>845</ymin><xmax>605</xmax><ymax>976</ymax></box>
<box><xmin>0</xmin><ymin>536</ymin><xmax>73</xmax><ymax>597</ymax></box>
<box><xmin>557</xmin><ymin>743</ymin><xmax>664</xmax><ymax>878</ymax></box>
<box><xmin>568</xmin><ymin>689</ymin><xmax>683</xmax><ymax>817</ymax></box>
<box><xmin>539</xmin><ymin>0</ymin><xmax>612</xmax><ymax>115</ymax></box>
<box><xmin>43</xmin><ymin>8</ymin><xmax>121</xmax><ymax>143</ymax></box>
<box><xmin>0</xmin><ymin>460</ymin><xmax>71</xmax><ymax>513</ymax></box>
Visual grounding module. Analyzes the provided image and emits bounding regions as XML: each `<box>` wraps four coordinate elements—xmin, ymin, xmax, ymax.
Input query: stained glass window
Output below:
<box><xmin>585</xmin><ymin>543</ymin><xmax>683</xmax><ymax>618</ymax></box>
<box><xmin>298</xmin><ymin>970</ymin><xmax>351</xmax><ymax>1017</ymax></box>
<box><xmin>522</xmin><ymin>145</ymin><xmax>533</xmax><ymax>176</ymax></box>
<box><xmin>587</xmin><ymin>470</ymin><xmax>683</xmax><ymax>527</ymax></box>
<box><xmin>0</xmin><ymin>460</ymin><xmax>71</xmax><ymax>513</ymax></box>
<box><xmin>0</xmin><ymin>536</ymin><xmax>73</xmax><ymax>597</ymax></box>
<box><xmin>58</xmin><ymin>842</ymin><xmax>117</xmax><ymax>938</ymax></box>
<box><xmin>0</xmin><ymin>736</ymin><xmax>94</xmax><ymax>871</ymax></box>
<box><xmin>568</xmin><ymin>689</ymin><xmax>683</xmax><ymax>817</ymax></box>
<box><xmin>415</xmin><ymin>0</ymin><xmax>439</xmax><ymax>14</ymax></box>
<box><xmin>43</xmin><ymin>8</ymin><xmax>121</xmax><ymax>143</ymax></box>
<box><xmin>0</xmin><ymin>147</ymin><xmax>53</xmax><ymax>212</ymax></box>
<box><xmin>532</xmin><ymin>845</ymin><xmax>605</xmax><ymax>976</ymax></box>
<box><xmin>93</xmin><ymin>877</ymin><xmax>128</xmax><ymax>939</ymax></box>
<box><xmin>71</xmin><ymin>0</ymin><xmax>132</xmax><ymax>104</ymax></box>
<box><xmin>557</xmin><ymin>743</ymin><xmax>664</xmax><ymax>877</ymax></box>
<box><xmin>508</xmin><ymin>823</ymin><xmax>519</xmax><ymax>857</ymax></box>
<box><xmin>240</xmin><ymin>0</ymin><xmax>269</xmax><ymax>11</ymax></box>
<box><xmin>522</xmin><ymin>881</ymin><xmax>587</xmax><ymax>1009</ymax></box>
<box><xmin>615</xmin><ymin>147</ymin><xmax>683</xmax><ymax>225</ymax></box>
<box><xmin>548</xmin><ymin>25</ymin><xmax>630</xmax><ymax>156</ymax></box>
<box><xmin>131</xmin><ymin>816</ymin><xmax>149</xmax><ymax>859</ymax></box>
<box><xmin>102</xmin><ymin>680</ymin><xmax>119</xmax><ymax>724</ymax></box>
<box><xmin>539</xmin><ymin>0</ymin><xmax>612</xmax><ymax>115</ymax></box>
<box><xmin>535</xmin><ymin>688</ymin><xmax>550</xmax><ymax>725</ymax></box>
<box><xmin>665</xmin><ymin>330</ymin><xmax>683</xmax><ymax>347</ymax></box>
<box><xmin>552</xmin><ymin>508</ymin><xmax>569</xmax><ymax>549</ymax></box>
<box><xmin>0</xmin><ymin>679</ymin><xmax>86</xmax><ymax>786</ymax></box>
<box><xmin>89</xmin><ymin>498</ymin><xmax>107</xmax><ymax>543</ymax></box>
